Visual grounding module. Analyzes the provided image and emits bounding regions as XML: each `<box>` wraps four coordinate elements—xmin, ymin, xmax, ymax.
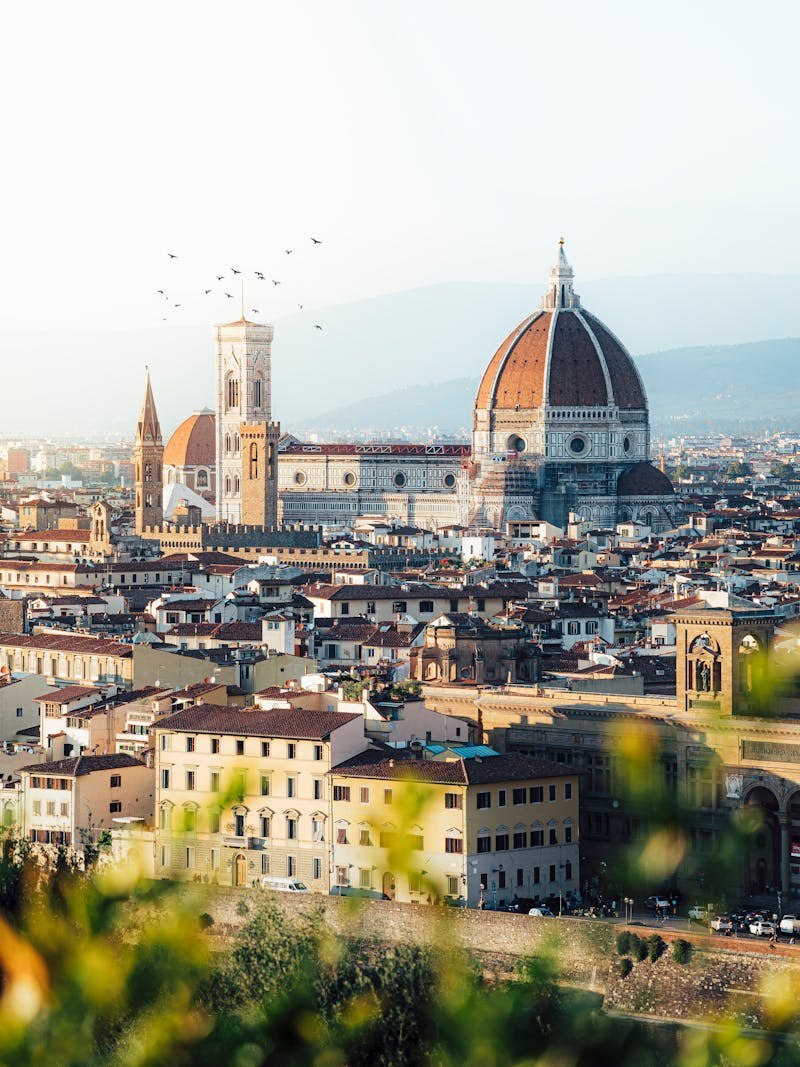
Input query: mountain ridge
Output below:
<box><xmin>3</xmin><ymin>274</ymin><xmax>800</xmax><ymax>435</ymax></box>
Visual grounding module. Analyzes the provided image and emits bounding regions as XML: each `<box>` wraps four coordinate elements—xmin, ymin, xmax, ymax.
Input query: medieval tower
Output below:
<box><xmin>134</xmin><ymin>370</ymin><xmax>164</xmax><ymax>534</ymax></box>
<box><xmin>215</xmin><ymin>313</ymin><xmax>278</xmax><ymax>523</ymax></box>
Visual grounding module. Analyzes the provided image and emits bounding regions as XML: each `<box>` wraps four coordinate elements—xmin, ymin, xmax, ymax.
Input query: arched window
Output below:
<box><xmin>224</xmin><ymin>433</ymin><xmax>231</xmax><ymax>454</ymax></box>
<box><xmin>196</xmin><ymin>469</ymin><xmax>208</xmax><ymax>488</ymax></box>
<box><xmin>249</xmin><ymin>442</ymin><xmax>259</xmax><ymax>480</ymax></box>
<box><xmin>224</xmin><ymin>475</ymin><xmax>231</xmax><ymax>495</ymax></box>
<box><xmin>234</xmin><ymin>475</ymin><xmax>240</xmax><ymax>494</ymax></box>
<box><xmin>234</xmin><ymin>433</ymin><xmax>240</xmax><ymax>453</ymax></box>
<box><xmin>144</xmin><ymin>462</ymin><xmax>152</xmax><ymax>482</ymax></box>
<box><xmin>253</xmin><ymin>377</ymin><xmax>263</xmax><ymax>409</ymax></box>
<box><xmin>226</xmin><ymin>375</ymin><xmax>239</xmax><ymax>410</ymax></box>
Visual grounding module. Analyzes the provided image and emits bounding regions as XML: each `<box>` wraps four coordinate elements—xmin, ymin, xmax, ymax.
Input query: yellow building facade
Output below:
<box><xmin>152</xmin><ymin>705</ymin><xmax>365</xmax><ymax>890</ymax></box>
<box><xmin>329</xmin><ymin>751</ymin><xmax>580</xmax><ymax>908</ymax></box>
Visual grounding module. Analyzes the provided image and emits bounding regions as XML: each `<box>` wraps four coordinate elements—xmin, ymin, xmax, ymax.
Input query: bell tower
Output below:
<box><xmin>673</xmin><ymin>607</ymin><xmax>775</xmax><ymax>715</ymax></box>
<box><xmin>134</xmin><ymin>370</ymin><xmax>164</xmax><ymax>534</ymax></box>
<box><xmin>215</xmin><ymin>312</ymin><xmax>274</xmax><ymax>523</ymax></box>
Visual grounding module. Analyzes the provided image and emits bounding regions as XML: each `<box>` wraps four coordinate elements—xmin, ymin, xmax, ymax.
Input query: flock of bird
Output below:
<box><xmin>155</xmin><ymin>238</ymin><xmax>325</xmax><ymax>330</ymax></box>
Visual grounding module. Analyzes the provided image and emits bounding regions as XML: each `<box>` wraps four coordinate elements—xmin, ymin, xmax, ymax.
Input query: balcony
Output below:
<box><xmin>220</xmin><ymin>834</ymin><xmax>269</xmax><ymax>850</ymax></box>
<box><xmin>221</xmin><ymin>834</ymin><xmax>247</xmax><ymax>848</ymax></box>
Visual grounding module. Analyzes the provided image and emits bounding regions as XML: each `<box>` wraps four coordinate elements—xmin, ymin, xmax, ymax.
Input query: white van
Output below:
<box><xmin>261</xmin><ymin>876</ymin><xmax>310</xmax><ymax>893</ymax></box>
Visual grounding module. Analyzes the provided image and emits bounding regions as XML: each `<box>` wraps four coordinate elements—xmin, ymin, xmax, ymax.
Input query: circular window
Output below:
<box><xmin>443</xmin><ymin>472</ymin><xmax>456</xmax><ymax>488</ymax></box>
<box><xmin>393</xmin><ymin>472</ymin><xmax>406</xmax><ymax>488</ymax></box>
<box><xmin>343</xmin><ymin>471</ymin><xmax>356</xmax><ymax>487</ymax></box>
<box><xmin>294</xmin><ymin>471</ymin><xmax>307</xmax><ymax>486</ymax></box>
<box><xmin>507</xmin><ymin>435</ymin><xmax>526</xmax><ymax>453</ymax></box>
<box><xmin>623</xmin><ymin>435</ymin><xmax>631</xmax><ymax>453</ymax></box>
<box><xmin>569</xmin><ymin>435</ymin><xmax>587</xmax><ymax>455</ymax></box>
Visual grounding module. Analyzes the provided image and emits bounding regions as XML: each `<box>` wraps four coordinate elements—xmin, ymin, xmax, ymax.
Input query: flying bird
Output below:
<box><xmin>224</xmin><ymin>292</ymin><xmax>234</xmax><ymax>299</ymax></box>
<box><xmin>231</xmin><ymin>267</ymin><xmax>241</xmax><ymax>275</ymax></box>
<box><xmin>168</xmin><ymin>252</ymin><xmax>178</xmax><ymax>258</ymax></box>
<box><xmin>156</xmin><ymin>289</ymin><xmax>165</xmax><ymax>295</ymax></box>
<box><xmin>272</xmin><ymin>279</ymin><xmax>281</xmax><ymax>286</ymax></box>
<box><xmin>314</xmin><ymin>324</ymin><xmax>323</xmax><ymax>330</ymax></box>
<box><xmin>310</xmin><ymin>237</ymin><xmax>322</xmax><ymax>244</ymax></box>
<box><xmin>285</xmin><ymin>249</ymin><xmax>293</xmax><ymax>255</ymax></box>
<box><xmin>173</xmin><ymin>303</ymin><xmax>181</xmax><ymax>308</ymax></box>
<box><xmin>251</xmin><ymin>308</ymin><xmax>260</xmax><ymax>314</ymax></box>
<box><xmin>204</xmin><ymin>289</ymin><xmax>212</xmax><ymax>295</ymax></box>
<box><xmin>216</xmin><ymin>275</ymin><xmax>225</xmax><ymax>281</ymax></box>
<box><xmin>255</xmin><ymin>271</ymin><xmax>264</xmax><ymax>280</ymax></box>
<box><xmin>298</xmin><ymin>304</ymin><xmax>303</xmax><ymax>310</ymax></box>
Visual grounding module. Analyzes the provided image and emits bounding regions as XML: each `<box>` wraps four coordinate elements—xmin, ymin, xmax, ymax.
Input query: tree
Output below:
<box><xmin>771</xmin><ymin>461</ymin><xmax>795</xmax><ymax>481</ymax></box>
<box><xmin>726</xmin><ymin>460</ymin><xmax>752</xmax><ymax>479</ymax></box>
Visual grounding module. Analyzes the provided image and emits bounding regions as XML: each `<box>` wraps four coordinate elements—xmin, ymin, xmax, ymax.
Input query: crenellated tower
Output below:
<box><xmin>134</xmin><ymin>370</ymin><xmax>164</xmax><ymax>533</ymax></box>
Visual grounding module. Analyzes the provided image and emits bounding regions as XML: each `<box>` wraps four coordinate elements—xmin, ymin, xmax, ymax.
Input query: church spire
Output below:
<box><xmin>541</xmin><ymin>237</ymin><xmax>580</xmax><ymax>311</ymax></box>
<box><xmin>136</xmin><ymin>369</ymin><xmax>162</xmax><ymax>444</ymax></box>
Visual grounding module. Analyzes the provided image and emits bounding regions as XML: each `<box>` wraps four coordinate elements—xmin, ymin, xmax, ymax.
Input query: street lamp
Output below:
<box><xmin>623</xmin><ymin>896</ymin><xmax>634</xmax><ymax>924</ymax></box>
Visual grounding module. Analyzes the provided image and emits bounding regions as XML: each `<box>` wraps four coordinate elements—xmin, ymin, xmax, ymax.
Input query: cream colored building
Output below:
<box><xmin>131</xmin><ymin>642</ymin><xmax>314</xmax><ymax>694</ymax></box>
<box><xmin>0</xmin><ymin>633</ymin><xmax>134</xmax><ymax>688</ymax></box>
<box><xmin>329</xmin><ymin>750</ymin><xmax>580</xmax><ymax>907</ymax></box>
<box><xmin>0</xmin><ymin>673</ymin><xmax>58</xmax><ymax>741</ymax></box>
<box><xmin>152</xmin><ymin>705</ymin><xmax>365</xmax><ymax>890</ymax></box>
<box><xmin>19</xmin><ymin>753</ymin><xmax>154</xmax><ymax>849</ymax></box>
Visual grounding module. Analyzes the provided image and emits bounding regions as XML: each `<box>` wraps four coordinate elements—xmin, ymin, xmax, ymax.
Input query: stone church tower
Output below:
<box><xmin>215</xmin><ymin>313</ymin><xmax>277</xmax><ymax>523</ymax></box>
<box><xmin>134</xmin><ymin>371</ymin><xmax>164</xmax><ymax>534</ymax></box>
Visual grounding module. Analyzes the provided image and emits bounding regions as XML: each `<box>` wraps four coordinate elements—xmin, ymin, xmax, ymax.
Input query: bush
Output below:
<box><xmin>631</xmin><ymin>935</ymin><xmax>648</xmax><ymax>962</ymax></box>
<box><xmin>672</xmin><ymin>939</ymin><xmax>692</xmax><ymax>965</ymax></box>
<box><xmin>617</xmin><ymin>957</ymin><xmax>633</xmax><ymax>979</ymax></box>
<box><xmin>615</xmin><ymin>931</ymin><xmax>631</xmax><ymax>956</ymax></box>
<box><xmin>647</xmin><ymin>934</ymin><xmax>666</xmax><ymax>962</ymax></box>
<box><xmin>199</xmin><ymin>912</ymin><xmax>214</xmax><ymax>929</ymax></box>
<box><xmin>235</xmin><ymin>899</ymin><xmax>250</xmax><ymax>917</ymax></box>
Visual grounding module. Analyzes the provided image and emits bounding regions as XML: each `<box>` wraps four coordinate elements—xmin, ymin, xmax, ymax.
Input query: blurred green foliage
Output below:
<box><xmin>3</xmin><ymin>828</ymin><xmax>800</xmax><ymax>1065</ymax></box>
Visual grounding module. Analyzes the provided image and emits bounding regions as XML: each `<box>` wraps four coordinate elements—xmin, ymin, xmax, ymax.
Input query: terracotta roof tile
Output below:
<box><xmin>155</xmin><ymin>703</ymin><xmax>361</xmax><ymax>739</ymax></box>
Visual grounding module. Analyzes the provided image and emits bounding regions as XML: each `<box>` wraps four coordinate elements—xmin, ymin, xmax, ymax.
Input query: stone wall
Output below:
<box><xmin>200</xmin><ymin>890</ymin><xmax>800</xmax><ymax>1024</ymax></box>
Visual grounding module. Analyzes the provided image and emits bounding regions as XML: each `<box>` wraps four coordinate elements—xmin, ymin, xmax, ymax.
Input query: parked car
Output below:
<box><xmin>528</xmin><ymin>906</ymin><xmax>555</xmax><ymax>918</ymax></box>
<box><xmin>780</xmin><ymin>915</ymin><xmax>800</xmax><ymax>934</ymax></box>
<box><xmin>710</xmin><ymin>916</ymin><xmax>733</xmax><ymax>932</ymax></box>
<box><xmin>644</xmin><ymin>895</ymin><xmax>671</xmax><ymax>911</ymax></box>
<box><xmin>688</xmin><ymin>905</ymin><xmax>708</xmax><ymax>921</ymax></box>
<box><xmin>262</xmin><ymin>877</ymin><xmax>309</xmax><ymax>893</ymax></box>
<box><xmin>749</xmin><ymin>920</ymin><xmax>776</xmax><ymax>937</ymax></box>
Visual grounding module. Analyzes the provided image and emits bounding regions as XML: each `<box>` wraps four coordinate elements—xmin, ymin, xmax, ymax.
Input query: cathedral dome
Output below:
<box><xmin>475</xmin><ymin>243</ymin><xmax>646</xmax><ymax>413</ymax></box>
<box><xmin>617</xmin><ymin>462</ymin><xmax>675</xmax><ymax>497</ymax></box>
<box><xmin>163</xmin><ymin>409</ymin><xmax>216</xmax><ymax>468</ymax></box>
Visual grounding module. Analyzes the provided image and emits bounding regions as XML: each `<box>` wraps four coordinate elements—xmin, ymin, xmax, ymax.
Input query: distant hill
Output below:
<box><xmin>300</xmin><ymin>337</ymin><xmax>800</xmax><ymax>435</ymax></box>
<box><xmin>2</xmin><ymin>274</ymin><xmax>800</xmax><ymax>435</ymax></box>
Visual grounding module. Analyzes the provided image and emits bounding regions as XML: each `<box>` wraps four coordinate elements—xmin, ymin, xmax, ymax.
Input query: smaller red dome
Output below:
<box><xmin>164</xmin><ymin>410</ymin><xmax>215</xmax><ymax>467</ymax></box>
<box><xmin>617</xmin><ymin>462</ymin><xmax>674</xmax><ymax>497</ymax></box>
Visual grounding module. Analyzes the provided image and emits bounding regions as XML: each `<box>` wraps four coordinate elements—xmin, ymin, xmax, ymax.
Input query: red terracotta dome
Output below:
<box><xmin>475</xmin><ymin>243</ymin><xmax>646</xmax><ymax>413</ymax></box>
<box><xmin>163</xmin><ymin>410</ymin><xmax>215</xmax><ymax>467</ymax></box>
<box><xmin>476</xmin><ymin>308</ymin><xmax>646</xmax><ymax>412</ymax></box>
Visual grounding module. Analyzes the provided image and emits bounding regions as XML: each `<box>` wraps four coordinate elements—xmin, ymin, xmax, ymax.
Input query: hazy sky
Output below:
<box><xmin>2</xmin><ymin>0</ymin><xmax>799</xmax><ymax>336</ymax></box>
